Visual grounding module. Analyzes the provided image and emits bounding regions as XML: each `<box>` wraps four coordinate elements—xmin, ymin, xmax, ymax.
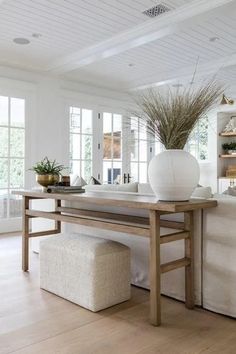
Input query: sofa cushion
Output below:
<box><xmin>85</xmin><ymin>182</ymin><xmax>138</xmax><ymax>193</ymax></box>
<box><xmin>138</xmin><ymin>183</ymin><xmax>154</xmax><ymax>195</ymax></box>
<box><xmin>223</xmin><ymin>186</ymin><xmax>236</xmax><ymax>196</ymax></box>
<box><xmin>191</xmin><ymin>186</ymin><xmax>212</xmax><ymax>199</ymax></box>
<box><xmin>138</xmin><ymin>183</ymin><xmax>212</xmax><ymax>199</ymax></box>
<box><xmin>89</xmin><ymin>176</ymin><xmax>101</xmax><ymax>185</ymax></box>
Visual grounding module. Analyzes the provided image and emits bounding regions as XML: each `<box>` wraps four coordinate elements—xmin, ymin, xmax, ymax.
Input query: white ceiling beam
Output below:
<box><xmin>47</xmin><ymin>0</ymin><xmax>235</xmax><ymax>74</ymax></box>
<box><xmin>131</xmin><ymin>53</ymin><xmax>236</xmax><ymax>91</ymax></box>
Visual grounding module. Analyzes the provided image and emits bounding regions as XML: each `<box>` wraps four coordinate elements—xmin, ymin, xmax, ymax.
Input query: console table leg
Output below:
<box><xmin>184</xmin><ymin>210</ymin><xmax>194</xmax><ymax>309</ymax></box>
<box><xmin>55</xmin><ymin>199</ymin><xmax>61</xmax><ymax>233</ymax></box>
<box><xmin>22</xmin><ymin>196</ymin><xmax>30</xmax><ymax>272</ymax></box>
<box><xmin>149</xmin><ymin>210</ymin><xmax>161</xmax><ymax>326</ymax></box>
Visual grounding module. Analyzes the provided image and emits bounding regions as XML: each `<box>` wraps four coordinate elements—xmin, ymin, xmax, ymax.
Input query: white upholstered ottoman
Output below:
<box><xmin>40</xmin><ymin>233</ymin><xmax>131</xmax><ymax>312</ymax></box>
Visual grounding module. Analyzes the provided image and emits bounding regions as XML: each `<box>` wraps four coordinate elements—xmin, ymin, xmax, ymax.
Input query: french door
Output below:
<box><xmin>101</xmin><ymin>112</ymin><xmax>155</xmax><ymax>184</ymax></box>
<box><xmin>102</xmin><ymin>112</ymin><xmax>123</xmax><ymax>184</ymax></box>
<box><xmin>68</xmin><ymin>105</ymin><xmax>157</xmax><ymax>185</ymax></box>
<box><xmin>69</xmin><ymin>106</ymin><xmax>93</xmax><ymax>183</ymax></box>
<box><xmin>0</xmin><ymin>95</ymin><xmax>25</xmax><ymax>232</ymax></box>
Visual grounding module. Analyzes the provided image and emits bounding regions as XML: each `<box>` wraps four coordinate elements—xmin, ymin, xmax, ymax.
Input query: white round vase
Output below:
<box><xmin>148</xmin><ymin>149</ymin><xmax>200</xmax><ymax>201</ymax></box>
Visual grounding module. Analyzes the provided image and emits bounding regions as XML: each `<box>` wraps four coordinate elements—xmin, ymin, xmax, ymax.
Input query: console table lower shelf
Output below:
<box><xmin>13</xmin><ymin>190</ymin><xmax>217</xmax><ymax>326</ymax></box>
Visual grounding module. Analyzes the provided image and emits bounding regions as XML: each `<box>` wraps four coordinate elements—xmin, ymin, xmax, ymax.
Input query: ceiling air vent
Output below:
<box><xmin>143</xmin><ymin>3</ymin><xmax>170</xmax><ymax>18</ymax></box>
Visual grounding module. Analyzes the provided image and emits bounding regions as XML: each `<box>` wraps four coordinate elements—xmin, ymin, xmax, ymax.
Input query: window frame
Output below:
<box><xmin>102</xmin><ymin>111</ymin><xmax>123</xmax><ymax>184</ymax></box>
<box><xmin>186</xmin><ymin>115</ymin><xmax>209</xmax><ymax>162</ymax></box>
<box><xmin>128</xmin><ymin>116</ymin><xmax>156</xmax><ymax>183</ymax></box>
<box><xmin>69</xmin><ymin>106</ymin><xmax>93</xmax><ymax>182</ymax></box>
<box><xmin>0</xmin><ymin>95</ymin><xmax>26</xmax><ymax>219</ymax></box>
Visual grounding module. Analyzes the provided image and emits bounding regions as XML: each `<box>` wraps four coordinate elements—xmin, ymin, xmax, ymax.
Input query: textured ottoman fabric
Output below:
<box><xmin>40</xmin><ymin>233</ymin><xmax>131</xmax><ymax>312</ymax></box>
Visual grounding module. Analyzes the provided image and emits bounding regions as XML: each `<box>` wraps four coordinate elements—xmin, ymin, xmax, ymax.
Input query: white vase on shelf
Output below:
<box><xmin>148</xmin><ymin>149</ymin><xmax>200</xmax><ymax>201</ymax></box>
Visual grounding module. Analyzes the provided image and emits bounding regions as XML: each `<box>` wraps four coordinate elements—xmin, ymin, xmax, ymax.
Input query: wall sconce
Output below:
<box><xmin>220</xmin><ymin>94</ymin><xmax>234</xmax><ymax>105</ymax></box>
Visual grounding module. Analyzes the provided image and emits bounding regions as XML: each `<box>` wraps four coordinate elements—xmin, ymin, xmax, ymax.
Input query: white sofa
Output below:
<box><xmin>203</xmin><ymin>194</ymin><xmax>236</xmax><ymax>317</ymax></box>
<box><xmin>33</xmin><ymin>182</ymin><xmax>236</xmax><ymax>318</ymax></box>
<box><xmin>64</xmin><ymin>182</ymin><xmax>203</xmax><ymax>305</ymax></box>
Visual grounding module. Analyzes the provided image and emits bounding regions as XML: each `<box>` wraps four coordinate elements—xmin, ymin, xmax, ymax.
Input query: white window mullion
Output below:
<box><xmin>80</xmin><ymin>108</ymin><xmax>82</xmax><ymax>177</ymax></box>
<box><xmin>69</xmin><ymin>106</ymin><xmax>93</xmax><ymax>183</ymax></box>
<box><xmin>7</xmin><ymin>97</ymin><xmax>11</xmax><ymax>218</ymax></box>
<box><xmin>92</xmin><ymin>110</ymin><xmax>102</xmax><ymax>182</ymax></box>
<box><xmin>0</xmin><ymin>95</ymin><xmax>25</xmax><ymax>221</ymax></box>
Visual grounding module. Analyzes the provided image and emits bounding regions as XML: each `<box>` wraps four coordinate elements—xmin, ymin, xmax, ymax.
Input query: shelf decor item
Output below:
<box><xmin>131</xmin><ymin>81</ymin><xmax>223</xmax><ymax>201</ymax></box>
<box><xmin>30</xmin><ymin>157</ymin><xmax>66</xmax><ymax>188</ymax></box>
<box><xmin>222</xmin><ymin>142</ymin><xmax>236</xmax><ymax>155</ymax></box>
<box><xmin>223</xmin><ymin>116</ymin><xmax>236</xmax><ymax>133</ymax></box>
<box><xmin>220</xmin><ymin>94</ymin><xmax>234</xmax><ymax>105</ymax></box>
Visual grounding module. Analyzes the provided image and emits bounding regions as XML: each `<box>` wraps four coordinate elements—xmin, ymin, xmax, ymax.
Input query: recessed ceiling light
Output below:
<box><xmin>32</xmin><ymin>33</ymin><xmax>42</xmax><ymax>38</ymax></box>
<box><xmin>209</xmin><ymin>36</ymin><xmax>220</xmax><ymax>42</ymax></box>
<box><xmin>172</xmin><ymin>83</ymin><xmax>183</xmax><ymax>88</ymax></box>
<box><xmin>13</xmin><ymin>37</ymin><xmax>30</xmax><ymax>45</ymax></box>
<box><xmin>128</xmin><ymin>63</ymin><xmax>135</xmax><ymax>67</ymax></box>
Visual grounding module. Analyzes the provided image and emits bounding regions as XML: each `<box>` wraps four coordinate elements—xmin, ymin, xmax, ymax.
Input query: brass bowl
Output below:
<box><xmin>36</xmin><ymin>174</ymin><xmax>60</xmax><ymax>188</ymax></box>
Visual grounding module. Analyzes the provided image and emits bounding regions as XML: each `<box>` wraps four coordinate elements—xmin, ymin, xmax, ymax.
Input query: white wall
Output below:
<box><xmin>1</xmin><ymin>64</ymin><xmax>235</xmax><ymax>212</ymax></box>
<box><xmin>0</xmin><ymin>66</ymin><xmax>132</xmax><ymax>189</ymax></box>
<box><xmin>0</xmin><ymin>66</ymin><xmax>131</xmax><ymax>232</ymax></box>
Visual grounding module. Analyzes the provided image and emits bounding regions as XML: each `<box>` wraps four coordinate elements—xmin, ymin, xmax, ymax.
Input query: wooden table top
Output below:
<box><xmin>13</xmin><ymin>189</ymin><xmax>218</xmax><ymax>213</ymax></box>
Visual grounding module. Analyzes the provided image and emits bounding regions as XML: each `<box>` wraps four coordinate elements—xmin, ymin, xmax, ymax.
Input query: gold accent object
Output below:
<box><xmin>226</xmin><ymin>171</ymin><xmax>236</xmax><ymax>177</ymax></box>
<box><xmin>220</xmin><ymin>94</ymin><xmax>234</xmax><ymax>105</ymax></box>
<box><xmin>226</xmin><ymin>165</ymin><xmax>236</xmax><ymax>177</ymax></box>
<box><xmin>36</xmin><ymin>174</ymin><xmax>60</xmax><ymax>188</ymax></box>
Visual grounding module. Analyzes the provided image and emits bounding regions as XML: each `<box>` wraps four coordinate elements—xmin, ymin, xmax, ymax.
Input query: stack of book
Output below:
<box><xmin>46</xmin><ymin>186</ymin><xmax>85</xmax><ymax>194</ymax></box>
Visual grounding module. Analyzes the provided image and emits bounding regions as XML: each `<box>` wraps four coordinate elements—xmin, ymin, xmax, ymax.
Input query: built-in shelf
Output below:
<box><xmin>218</xmin><ymin>176</ymin><xmax>236</xmax><ymax>179</ymax></box>
<box><xmin>219</xmin><ymin>154</ymin><xmax>236</xmax><ymax>158</ymax></box>
<box><xmin>219</xmin><ymin>132</ymin><xmax>236</xmax><ymax>137</ymax></box>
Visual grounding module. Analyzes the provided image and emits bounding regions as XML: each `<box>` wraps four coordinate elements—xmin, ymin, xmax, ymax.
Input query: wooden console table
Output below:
<box><xmin>13</xmin><ymin>190</ymin><xmax>217</xmax><ymax>326</ymax></box>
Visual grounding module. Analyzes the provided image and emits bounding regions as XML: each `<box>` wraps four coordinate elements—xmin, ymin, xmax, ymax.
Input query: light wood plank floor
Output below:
<box><xmin>1</xmin><ymin>234</ymin><xmax>236</xmax><ymax>354</ymax></box>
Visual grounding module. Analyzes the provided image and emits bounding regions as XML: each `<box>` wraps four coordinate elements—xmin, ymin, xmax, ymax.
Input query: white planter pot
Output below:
<box><xmin>148</xmin><ymin>149</ymin><xmax>200</xmax><ymax>201</ymax></box>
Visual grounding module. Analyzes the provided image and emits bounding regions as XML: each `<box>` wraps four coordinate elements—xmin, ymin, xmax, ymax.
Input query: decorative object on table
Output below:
<box><xmin>222</xmin><ymin>142</ymin><xmax>236</xmax><ymax>155</ymax></box>
<box><xmin>131</xmin><ymin>80</ymin><xmax>223</xmax><ymax>201</ymax></box>
<box><xmin>71</xmin><ymin>175</ymin><xmax>87</xmax><ymax>187</ymax></box>
<box><xmin>46</xmin><ymin>186</ymin><xmax>85</xmax><ymax>193</ymax></box>
<box><xmin>30</xmin><ymin>157</ymin><xmax>66</xmax><ymax>188</ymax></box>
<box><xmin>89</xmin><ymin>176</ymin><xmax>101</xmax><ymax>185</ymax></box>
<box><xmin>220</xmin><ymin>94</ymin><xmax>234</xmax><ymax>105</ymax></box>
<box><xmin>223</xmin><ymin>116</ymin><xmax>236</xmax><ymax>133</ymax></box>
<box><xmin>60</xmin><ymin>176</ymin><xmax>70</xmax><ymax>186</ymax></box>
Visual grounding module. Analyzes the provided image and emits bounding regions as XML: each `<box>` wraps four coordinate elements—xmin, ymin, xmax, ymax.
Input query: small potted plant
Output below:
<box><xmin>30</xmin><ymin>157</ymin><xmax>66</xmax><ymax>188</ymax></box>
<box><xmin>222</xmin><ymin>142</ymin><xmax>236</xmax><ymax>155</ymax></box>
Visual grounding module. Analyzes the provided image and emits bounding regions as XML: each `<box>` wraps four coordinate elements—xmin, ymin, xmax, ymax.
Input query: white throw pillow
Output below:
<box><xmin>138</xmin><ymin>183</ymin><xmax>154</xmax><ymax>195</ymax></box>
<box><xmin>191</xmin><ymin>186</ymin><xmax>212</xmax><ymax>199</ymax></box>
<box><xmin>223</xmin><ymin>186</ymin><xmax>236</xmax><ymax>196</ymax></box>
<box><xmin>138</xmin><ymin>183</ymin><xmax>213</xmax><ymax>199</ymax></box>
<box><xmin>85</xmin><ymin>182</ymin><xmax>138</xmax><ymax>193</ymax></box>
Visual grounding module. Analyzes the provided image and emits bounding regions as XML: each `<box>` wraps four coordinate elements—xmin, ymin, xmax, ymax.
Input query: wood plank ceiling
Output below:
<box><xmin>0</xmin><ymin>0</ymin><xmax>236</xmax><ymax>91</ymax></box>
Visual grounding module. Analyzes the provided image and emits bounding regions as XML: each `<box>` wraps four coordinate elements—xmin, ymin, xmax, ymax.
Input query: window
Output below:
<box><xmin>130</xmin><ymin>117</ymin><xmax>153</xmax><ymax>183</ymax></box>
<box><xmin>187</xmin><ymin>116</ymin><xmax>208</xmax><ymax>161</ymax></box>
<box><xmin>0</xmin><ymin>96</ymin><xmax>25</xmax><ymax>218</ymax></box>
<box><xmin>69</xmin><ymin>107</ymin><xmax>93</xmax><ymax>182</ymax></box>
<box><xmin>103</xmin><ymin>112</ymin><xmax>122</xmax><ymax>184</ymax></box>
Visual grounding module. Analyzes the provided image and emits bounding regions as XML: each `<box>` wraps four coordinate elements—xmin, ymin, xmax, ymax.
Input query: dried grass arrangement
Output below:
<box><xmin>130</xmin><ymin>81</ymin><xmax>224</xmax><ymax>150</ymax></box>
